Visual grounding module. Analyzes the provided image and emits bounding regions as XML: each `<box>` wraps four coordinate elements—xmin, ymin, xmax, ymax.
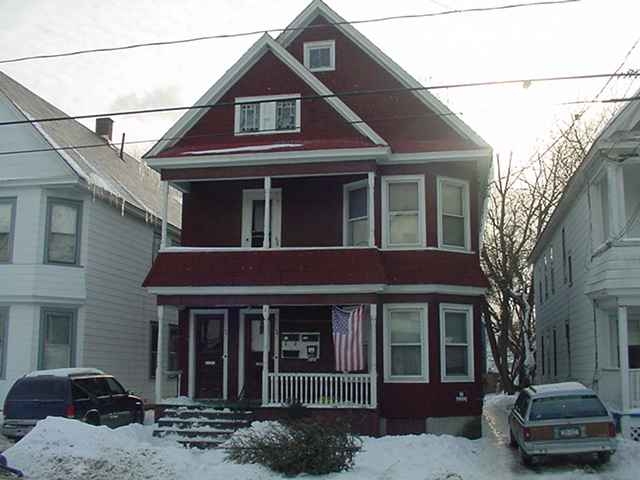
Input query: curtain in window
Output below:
<box><xmin>389</xmin><ymin>310</ymin><xmax>422</xmax><ymax>376</ymax></box>
<box><xmin>48</xmin><ymin>204</ymin><xmax>78</xmax><ymax>263</ymax></box>
<box><xmin>388</xmin><ymin>183</ymin><xmax>419</xmax><ymax>244</ymax></box>
<box><xmin>442</xmin><ymin>183</ymin><xmax>465</xmax><ymax>247</ymax></box>
<box><xmin>276</xmin><ymin>100</ymin><xmax>296</xmax><ymax>130</ymax></box>
<box><xmin>240</xmin><ymin>104</ymin><xmax>259</xmax><ymax>132</ymax></box>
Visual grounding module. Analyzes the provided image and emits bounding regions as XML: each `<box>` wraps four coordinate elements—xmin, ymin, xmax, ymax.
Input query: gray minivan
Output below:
<box><xmin>2</xmin><ymin>368</ymin><xmax>144</xmax><ymax>439</ymax></box>
<box><xmin>508</xmin><ymin>382</ymin><xmax>617</xmax><ymax>466</ymax></box>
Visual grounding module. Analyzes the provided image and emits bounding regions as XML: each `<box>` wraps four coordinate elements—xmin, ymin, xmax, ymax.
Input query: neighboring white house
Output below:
<box><xmin>530</xmin><ymin>92</ymin><xmax>640</xmax><ymax>441</ymax></box>
<box><xmin>0</xmin><ymin>72</ymin><xmax>181</xmax><ymax>404</ymax></box>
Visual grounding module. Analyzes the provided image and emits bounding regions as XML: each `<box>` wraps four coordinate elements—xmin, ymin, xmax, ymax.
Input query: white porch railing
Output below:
<box><xmin>631</xmin><ymin>369</ymin><xmax>640</xmax><ymax>409</ymax></box>
<box><xmin>266</xmin><ymin>373</ymin><xmax>374</xmax><ymax>408</ymax></box>
<box><xmin>598</xmin><ymin>368</ymin><xmax>622</xmax><ymax>411</ymax></box>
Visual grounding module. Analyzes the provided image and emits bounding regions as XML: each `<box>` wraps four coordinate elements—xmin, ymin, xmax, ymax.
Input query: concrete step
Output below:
<box><xmin>177</xmin><ymin>438</ymin><xmax>228</xmax><ymax>449</ymax></box>
<box><xmin>162</xmin><ymin>408</ymin><xmax>253</xmax><ymax>421</ymax></box>
<box><xmin>157</xmin><ymin>418</ymin><xmax>251</xmax><ymax>430</ymax></box>
<box><xmin>153</xmin><ymin>428</ymin><xmax>234</xmax><ymax>439</ymax></box>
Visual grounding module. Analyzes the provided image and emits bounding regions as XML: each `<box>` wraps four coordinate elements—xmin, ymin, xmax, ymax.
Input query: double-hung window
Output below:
<box><xmin>235</xmin><ymin>94</ymin><xmax>301</xmax><ymax>135</ymax></box>
<box><xmin>343</xmin><ymin>180</ymin><xmax>369</xmax><ymax>246</ymax></box>
<box><xmin>383</xmin><ymin>304</ymin><xmax>428</xmax><ymax>382</ymax></box>
<box><xmin>0</xmin><ymin>198</ymin><xmax>16</xmax><ymax>263</ymax></box>
<box><xmin>39</xmin><ymin>308</ymin><xmax>76</xmax><ymax>369</ymax></box>
<box><xmin>440</xmin><ymin>303</ymin><xmax>474</xmax><ymax>382</ymax></box>
<box><xmin>45</xmin><ymin>198</ymin><xmax>82</xmax><ymax>265</ymax></box>
<box><xmin>303</xmin><ymin>40</ymin><xmax>336</xmax><ymax>72</ymax></box>
<box><xmin>438</xmin><ymin>177</ymin><xmax>470</xmax><ymax>250</ymax></box>
<box><xmin>382</xmin><ymin>175</ymin><xmax>426</xmax><ymax>248</ymax></box>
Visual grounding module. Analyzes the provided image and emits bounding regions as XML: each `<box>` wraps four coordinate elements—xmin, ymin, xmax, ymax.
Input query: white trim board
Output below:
<box><xmin>276</xmin><ymin>0</ymin><xmax>488</xmax><ymax>149</ymax></box>
<box><xmin>147</xmin><ymin>283</ymin><xmax>486</xmax><ymax>296</ymax></box>
<box><xmin>144</xmin><ymin>34</ymin><xmax>386</xmax><ymax>158</ymax></box>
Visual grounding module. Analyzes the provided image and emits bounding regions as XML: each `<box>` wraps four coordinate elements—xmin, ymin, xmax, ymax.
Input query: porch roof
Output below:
<box><xmin>142</xmin><ymin>248</ymin><xmax>488</xmax><ymax>289</ymax></box>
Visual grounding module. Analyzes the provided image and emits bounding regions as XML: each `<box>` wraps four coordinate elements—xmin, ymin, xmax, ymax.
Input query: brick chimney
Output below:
<box><xmin>95</xmin><ymin>117</ymin><xmax>113</xmax><ymax>141</ymax></box>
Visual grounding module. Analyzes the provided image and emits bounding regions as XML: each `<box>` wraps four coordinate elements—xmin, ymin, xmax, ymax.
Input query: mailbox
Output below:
<box><xmin>280</xmin><ymin>332</ymin><xmax>320</xmax><ymax>361</ymax></box>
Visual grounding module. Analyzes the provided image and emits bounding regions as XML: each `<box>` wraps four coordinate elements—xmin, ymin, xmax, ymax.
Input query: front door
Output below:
<box><xmin>196</xmin><ymin>314</ymin><xmax>226</xmax><ymax>399</ymax></box>
<box><xmin>243</xmin><ymin>312</ymin><xmax>277</xmax><ymax>401</ymax></box>
<box><xmin>241</xmin><ymin>189</ymin><xmax>282</xmax><ymax>247</ymax></box>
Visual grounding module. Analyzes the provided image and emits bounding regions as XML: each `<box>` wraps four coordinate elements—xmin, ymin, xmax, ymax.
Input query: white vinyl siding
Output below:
<box><xmin>303</xmin><ymin>40</ymin><xmax>336</xmax><ymax>72</ymax></box>
<box><xmin>440</xmin><ymin>303</ymin><xmax>474</xmax><ymax>383</ymax></box>
<box><xmin>383</xmin><ymin>304</ymin><xmax>428</xmax><ymax>383</ymax></box>
<box><xmin>234</xmin><ymin>94</ymin><xmax>301</xmax><ymax>135</ymax></box>
<box><xmin>437</xmin><ymin>177</ymin><xmax>470</xmax><ymax>250</ymax></box>
<box><xmin>0</xmin><ymin>198</ymin><xmax>16</xmax><ymax>263</ymax></box>
<box><xmin>382</xmin><ymin>175</ymin><xmax>426</xmax><ymax>248</ymax></box>
<box><xmin>343</xmin><ymin>180</ymin><xmax>369</xmax><ymax>246</ymax></box>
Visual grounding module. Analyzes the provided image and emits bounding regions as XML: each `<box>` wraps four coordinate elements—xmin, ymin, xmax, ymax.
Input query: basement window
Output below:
<box><xmin>303</xmin><ymin>40</ymin><xmax>335</xmax><ymax>72</ymax></box>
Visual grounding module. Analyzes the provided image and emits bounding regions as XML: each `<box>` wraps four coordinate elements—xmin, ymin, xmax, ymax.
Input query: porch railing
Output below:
<box><xmin>266</xmin><ymin>373</ymin><xmax>374</xmax><ymax>408</ymax></box>
<box><xmin>631</xmin><ymin>369</ymin><xmax>640</xmax><ymax>409</ymax></box>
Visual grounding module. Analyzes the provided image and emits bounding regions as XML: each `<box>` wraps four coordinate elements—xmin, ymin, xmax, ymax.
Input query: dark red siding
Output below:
<box><xmin>286</xmin><ymin>15</ymin><xmax>477</xmax><ymax>153</ymax></box>
<box><xmin>159</xmin><ymin>51</ymin><xmax>374</xmax><ymax>157</ymax></box>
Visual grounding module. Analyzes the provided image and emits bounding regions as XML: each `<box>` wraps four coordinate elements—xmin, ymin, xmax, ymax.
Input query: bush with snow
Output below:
<box><xmin>225</xmin><ymin>419</ymin><xmax>362</xmax><ymax>476</ymax></box>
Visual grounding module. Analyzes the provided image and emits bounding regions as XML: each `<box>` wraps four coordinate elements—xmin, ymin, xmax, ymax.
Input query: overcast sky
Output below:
<box><xmin>1</xmin><ymin>0</ymin><xmax>639</xmax><ymax>160</ymax></box>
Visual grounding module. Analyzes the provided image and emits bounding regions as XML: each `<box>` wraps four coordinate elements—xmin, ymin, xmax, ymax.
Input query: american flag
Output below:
<box><xmin>331</xmin><ymin>305</ymin><xmax>365</xmax><ymax>372</ymax></box>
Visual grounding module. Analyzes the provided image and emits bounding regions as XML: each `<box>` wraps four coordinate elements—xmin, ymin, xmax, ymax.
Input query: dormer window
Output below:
<box><xmin>234</xmin><ymin>94</ymin><xmax>301</xmax><ymax>135</ymax></box>
<box><xmin>303</xmin><ymin>40</ymin><xmax>335</xmax><ymax>72</ymax></box>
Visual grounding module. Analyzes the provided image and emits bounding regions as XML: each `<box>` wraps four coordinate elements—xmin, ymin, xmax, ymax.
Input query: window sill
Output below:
<box><xmin>441</xmin><ymin>377</ymin><xmax>474</xmax><ymax>383</ymax></box>
<box><xmin>383</xmin><ymin>377</ymin><xmax>429</xmax><ymax>384</ymax></box>
<box><xmin>308</xmin><ymin>66</ymin><xmax>335</xmax><ymax>72</ymax></box>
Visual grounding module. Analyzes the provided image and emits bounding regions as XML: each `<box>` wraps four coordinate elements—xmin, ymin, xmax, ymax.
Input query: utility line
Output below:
<box><xmin>0</xmin><ymin>0</ymin><xmax>580</xmax><ymax>65</ymax></box>
<box><xmin>1</xmin><ymin>71</ymin><xmax>637</xmax><ymax>128</ymax></box>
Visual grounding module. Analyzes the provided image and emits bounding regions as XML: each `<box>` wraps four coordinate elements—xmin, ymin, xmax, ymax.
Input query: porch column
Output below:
<box><xmin>160</xmin><ymin>180</ymin><xmax>169</xmax><ymax>248</ymax></box>
<box><xmin>368</xmin><ymin>171</ymin><xmax>375</xmax><ymax>247</ymax></box>
<box><xmin>154</xmin><ymin>306</ymin><xmax>166</xmax><ymax>405</ymax></box>
<box><xmin>619</xmin><ymin>305</ymin><xmax>631</xmax><ymax>411</ymax></box>
<box><xmin>188</xmin><ymin>312</ymin><xmax>196</xmax><ymax>399</ymax></box>
<box><xmin>370</xmin><ymin>303</ymin><xmax>378</xmax><ymax>408</ymax></box>
<box><xmin>263</xmin><ymin>177</ymin><xmax>271</xmax><ymax>249</ymax></box>
<box><xmin>262</xmin><ymin>305</ymin><xmax>270</xmax><ymax>405</ymax></box>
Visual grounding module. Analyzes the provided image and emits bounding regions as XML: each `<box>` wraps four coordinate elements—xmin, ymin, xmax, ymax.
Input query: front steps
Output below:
<box><xmin>153</xmin><ymin>405</ymin><xmax>254</xmax><ymax>449</ymax></box>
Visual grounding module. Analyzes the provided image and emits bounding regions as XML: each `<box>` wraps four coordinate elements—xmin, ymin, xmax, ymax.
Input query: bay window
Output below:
<box><xmin>382</xmin><ymin>175</ymin><xmax>426</xmax><ymax>248</ymax></box>
<box><xmin>440</xmin><ymin>303</ymin><xmax>474</xmax><ymax>382</ymax></box>
<box><xmin>235</xmin><ymin>94</ymin><xmax>301</xmax><ymax>135</ymax></box>
<box><xmin>383</xmin><ymin>304</ymin><xmax>428</xmax><ymax>382</ymax></box>
<box><xmin>437</xmin><ymin>177</ymin><xmax>470</xmax><ymax>250</ymax></box>
<box><xmin>45</xmin><ymin>198</ymin><xmax>82</xmax><ymax>265</ymax></box>
<box><xmin>343</xmin><ymin>180</ymin><xmax>369</xmax><ymax>246</ymax></box>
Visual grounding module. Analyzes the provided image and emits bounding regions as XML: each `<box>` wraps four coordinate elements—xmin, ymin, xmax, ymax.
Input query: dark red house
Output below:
<box><xmin>143</xmin><ymin>0</ymin><xmax>491</xmax><ymax>437</ymax></box>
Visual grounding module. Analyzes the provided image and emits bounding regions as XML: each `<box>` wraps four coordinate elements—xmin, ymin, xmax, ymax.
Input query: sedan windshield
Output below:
<box><xmin>529</xmin><ymin>395</ymin><xmax>608</xmax><ymax>421</ymax></box>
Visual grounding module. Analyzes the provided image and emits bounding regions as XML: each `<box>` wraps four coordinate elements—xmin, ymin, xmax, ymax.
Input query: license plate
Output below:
<box><xmin>559</xmin><ymin>427</ymin><xmax>581</xmax><ymax>438</ymax></box>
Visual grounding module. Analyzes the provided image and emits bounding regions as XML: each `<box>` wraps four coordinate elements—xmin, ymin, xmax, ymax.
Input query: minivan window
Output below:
<box><xmin>106</xmin><ymin>377</ymin><xmax>125</xmax><ymax>395</ymax></box>
<box><xmin>74</xmin><ymin>377</ymin><xmax>110</xmax><ymax>398</ymax></box>
<box><xmin>529</xmin><ymin>395</ymin><xmax>608</xmax><ymax>421</ymax></box>
<box><xmin>9</xmin><ymin>378</ymin><xmax>67</xmax><ymax>400</ymax></box>
<box><xmin>71</xmin><ymin>382</ymin><xmax>90</xmax><ymax>401</ymax></box>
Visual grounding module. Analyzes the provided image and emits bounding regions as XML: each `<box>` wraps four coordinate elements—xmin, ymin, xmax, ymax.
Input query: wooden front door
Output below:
<box><xmin>196</xmin><ymin>314</ymin><xmax>226</xmax><ymax>399</ymax></box>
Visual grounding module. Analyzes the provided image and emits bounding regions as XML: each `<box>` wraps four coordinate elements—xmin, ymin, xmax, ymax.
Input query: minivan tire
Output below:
<box><xmin>85</xmin><ymin>412</ymin><xmax>100</xmax><ymax>426</ymax></box>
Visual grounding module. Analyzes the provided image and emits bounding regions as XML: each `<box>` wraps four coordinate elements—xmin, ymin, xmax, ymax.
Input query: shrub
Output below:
<box><xmin>225</xmin><ymin>419</ymin><xmax>362</xmax><ymax>476</ymax></box>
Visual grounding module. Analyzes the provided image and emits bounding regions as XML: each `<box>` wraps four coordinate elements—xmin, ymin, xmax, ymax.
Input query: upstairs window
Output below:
<box><xmin>234</xmin><ymin>95</ymin><xmax>301</xmax><ymax>135</ymax></box>
<box><xmin>343</xmin><ymin>180</ymin><xmax>369</xmax><ymax>247</ymax></box>
<box><xmin>382</xmin><ymin>175</ymin><xmax>426</xmax><ymax>248</ymax></box>
<box><xmin>45</xmin><ymin>198</ymin><xmax>82</xmax><ymax>265</ymax></box>
<box><xmin>0</xmin><ymin>198</ymin><xmax>16</xmax><ymax>263</ymax></box>
<box><xmin>303</xmin><ymin>40</ymin><xmax>335</xmax><ymax>72</ymax></box>
<box><xmin>437</xmin><ymin>177</ymin><xmax>470</xmax><ymax>250</ymax></box>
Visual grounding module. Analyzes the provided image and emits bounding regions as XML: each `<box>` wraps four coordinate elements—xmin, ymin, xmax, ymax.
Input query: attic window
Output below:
<box><xmin>303</xmin><ymin>40</ymin><xmax>335</xmax><ymax>72</ymax></box>
<box><xmin>234</xmin><ymin>94</ymin><xmax>301</xmax><ymax>135</ymax></box>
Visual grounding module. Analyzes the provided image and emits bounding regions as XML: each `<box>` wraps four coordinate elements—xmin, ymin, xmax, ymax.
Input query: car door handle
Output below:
<box><xmin>204</xmin><ymin>360</ymin><xmax>216</xmax><ymax>366</ymax></box>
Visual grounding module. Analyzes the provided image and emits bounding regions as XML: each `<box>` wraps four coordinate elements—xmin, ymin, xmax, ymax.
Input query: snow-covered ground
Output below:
<box><xmin>2</xmin><ymin>395</ymin><xmax>640</xmax><ymax>480</ymax></box>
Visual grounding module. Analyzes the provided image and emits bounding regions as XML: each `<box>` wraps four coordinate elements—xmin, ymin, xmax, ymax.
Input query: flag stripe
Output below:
<box><xmin>332</xmin><ymin>305</ymin><xmax>365</xmax><ymax>372</ymax></box>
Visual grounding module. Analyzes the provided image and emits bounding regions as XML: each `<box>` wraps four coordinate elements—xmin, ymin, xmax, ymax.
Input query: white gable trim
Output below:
<box><xmin>145</xmin><ymin>33</ymin><xmax>386</xmax><ymax>158</ymax></box>
<box><xmin>277</xmin><ymin>0</ymin><xmax>488</xmax><ymax>149</ymax></box>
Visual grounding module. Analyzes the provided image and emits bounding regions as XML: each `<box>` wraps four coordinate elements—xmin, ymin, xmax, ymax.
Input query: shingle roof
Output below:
<box><xmin>0</xmin><ymin>71</ymin><xmax>181</xmax><ymax>229</ymax></box>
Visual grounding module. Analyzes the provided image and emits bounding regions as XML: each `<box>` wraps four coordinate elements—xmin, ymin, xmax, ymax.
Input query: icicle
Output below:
<box><xmin>91</xmin><ymin>182</ymin><xmax>96</xmax><ymax>202</ymax></box>
<box><xmin>121</xmin><ymin>197</ymin><xmax>125</xmax><ymax>217</ymax></box>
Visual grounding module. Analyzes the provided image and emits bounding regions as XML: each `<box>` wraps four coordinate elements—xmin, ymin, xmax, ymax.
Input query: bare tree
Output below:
<box><xmin>481</xmin><ymin>118</ymin><xmax>602</xmax><ymax>393</ymax></box>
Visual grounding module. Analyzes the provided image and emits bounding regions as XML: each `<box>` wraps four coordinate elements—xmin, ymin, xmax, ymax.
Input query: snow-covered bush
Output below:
<box><xmin>225</xmin><ymin>419</ymin><xmax>362</xmax><ymax>475</ymax></box>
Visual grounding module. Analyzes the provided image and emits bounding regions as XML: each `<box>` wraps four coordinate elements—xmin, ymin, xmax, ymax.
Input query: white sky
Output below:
<box><xmin>1</xmin><ymin>0</ymin><xmax>639</xmax><ymax>161</ymax></box>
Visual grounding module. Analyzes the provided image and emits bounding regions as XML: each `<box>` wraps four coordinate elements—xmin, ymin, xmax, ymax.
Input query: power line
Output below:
<box><xmin>0</xmin><ymin>0</ymin><xmax>580</xmax><ymax>65</ymax></box>
<box><xmin>1</xmin><ymin>71</ymin><xmax>638</xmax><ymax>128</ymax></box>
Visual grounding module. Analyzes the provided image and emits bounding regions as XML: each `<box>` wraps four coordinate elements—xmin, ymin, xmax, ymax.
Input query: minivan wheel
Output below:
<box><xmin>597</xmin><ymin>452</ymin><xmax>611</xmax><ymax>464</ymax></box>
<box><xmin>134</xmin><ymin>408</ymin><xmax>145</xmax><ymax>425</ymax></box>
<box><xmin>85</xmin><ymin>412</ymin><xmax>100</xmax><ymax>426</ymax></box>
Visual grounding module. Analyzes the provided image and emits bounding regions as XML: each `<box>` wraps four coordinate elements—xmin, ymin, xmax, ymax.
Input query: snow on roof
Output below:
<box><xmin>25</xmin><ymin>368</ymin><xmax>105</xmax><ymax>378</ymax></box>
<box><xmin>0</xmin><ymin>71</ymin><xmax>181</xmax><ymax>229</ymax></box>
<box><xmin>185</xmin><ymin>144</ymin><xmax>304</xmax><ymax>155</ymax></box>
<box><xmin>528</xmin><ymin>382</ymin><xmax>592</xmax><ymax>397</ymax></box>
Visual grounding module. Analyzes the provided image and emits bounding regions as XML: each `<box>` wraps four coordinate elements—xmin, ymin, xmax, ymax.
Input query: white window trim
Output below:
<box><xmin>381</xmin><ymin>175</ymin><xmax>426</xmax><ymax>249</ymax></box>
<box><xmin>0</xmin><ymin>197</ymin><xmax>16</xmax><ymax>264</ymax></box>
<box><xmin>383</xmin><ymin>303</ymin><xmax>429</xmax><ymax>383</ymax></box>
<box><xmin>303</xmin><ymin>40</ymin><xmax>336</xmax><ymax>72</ymax></box>
<box><xmin>234</xmin><ymin>94</ymin><xmax>301</xmax><ymax>136</ymax></box>
<box><xmin>437</xmin><ymin>176</ymin><xmax>471</xmax><ymax>251</ymax></box>
<box><xmin>440</xmin><ymin>303</ymin><xmax>474</xmax><ymax>383</ymax></box>
<box><xmin>342</xmin><ymin>179</ymin><xmax>369</xmax><ymax>247</ymax></box>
